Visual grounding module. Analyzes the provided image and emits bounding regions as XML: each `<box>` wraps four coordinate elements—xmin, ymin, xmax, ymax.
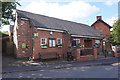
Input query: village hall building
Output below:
<box><xmin>13</xmin><ymin>10</ymin><xmax>111</xmax><ymax>61</ymax></box>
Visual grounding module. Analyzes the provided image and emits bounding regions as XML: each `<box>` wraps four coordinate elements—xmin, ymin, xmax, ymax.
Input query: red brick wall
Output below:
<box><xmin>63</xmin><ymin>32</ymin><xmax>71</xmax><ymax>58</ymax></box>
<box><xmin>32</xmin><ymin>27</ymin><xmax>64</xmax><ymax>59</ymax></box>
<box><xmin>15</xmin><ymin>17</ymin><xmax>72</xmax><ymax>59</ymax></box>
<box><xmin>16</xmin><ymin>17</ymin><xmax>32</xmax><ymax>58</ymax></box>
<box><xmin>92</xmin><ymin>21</ymin><xmax>110</xmax><ymax>39</ymax></box>
<box><xmin>15</xmin><ymin>17</ymin><xmax>103</xmax><ymax>59</ymax></box>
<box><xmin>92</xmin><ymin>20</ymin><xmax>111</xmax><ymax>50</ymax></box>
<box><xmin>75</xmin><ymin>48</ymin><xmax>98</xmax><ymax>61</ymax></box>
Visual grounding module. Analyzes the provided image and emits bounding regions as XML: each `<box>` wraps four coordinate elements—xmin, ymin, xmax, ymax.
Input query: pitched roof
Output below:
<box><xmin>17</xmin><ymin>10</ymin><xmax>105</xmax><ymax>39</ymax></box>
<box><xmin>91</xmin><ymin>18</ymin><xmax>112</xmax><ymax>29</ymax></box>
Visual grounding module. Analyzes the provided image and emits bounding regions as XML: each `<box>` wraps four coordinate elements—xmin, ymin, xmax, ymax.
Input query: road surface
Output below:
<box><xmin>2</xmin><ymin>64</ymin><xmax>119</xmax><ymax>78</ymax></box>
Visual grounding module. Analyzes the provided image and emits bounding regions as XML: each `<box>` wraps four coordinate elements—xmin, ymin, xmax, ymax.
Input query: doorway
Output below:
<box><xmin>84</xmin><ymin>40</ymin><xmax>92</xmax><ymax>48</ymax></box>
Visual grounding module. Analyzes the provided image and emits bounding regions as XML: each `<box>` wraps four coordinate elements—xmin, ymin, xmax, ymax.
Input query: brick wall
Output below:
<box><xmin>32</xmin><ymin>27</ymin><xmax>64</xmax><ymax>59</ymax></box>
<box><xmin>72</xmin><ymin>37</ymin><xmax>102</xmax><ymax>52</ymax></box>
<box><xmin>15</xmin><ymin>17</ymin><xmax>72</xmax><ymax>59</ymax></box>
<box><xmin>112</xmin><ymin>46</ymin><xmax>120</xmax><ymax>57</ymax></box>
<box><xmin>63</xmin><ymin>32</ymin><xmax>71</xmax><ymax>58</ymax></box>
<box><xmin>92</xmin><ymin>21</ymin><xmax>110</xmax><ymax>39</ymax></box>
<box><xmin>15</xmin><ymin>17</ymin><xmax>32</xmax><ymax>58</ymax></box>
<box><xmin>75</xmin><ymin>48</ymin><xmax>97</xmax><ymax>61</ymax></box>
<box><xmin>15</xmin><ymin>17</ymin><xmax>103</xmax><ymax>59</ymax></box>
<box><xmin>92</xmin><ymin>19</ymin><xmax>111</xmax><ymax>51</ymax></box>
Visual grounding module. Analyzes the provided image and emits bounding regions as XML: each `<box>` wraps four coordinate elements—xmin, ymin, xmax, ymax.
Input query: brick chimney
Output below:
<box><xmin>96</xmin><ymin>16</ymin><xmax>102</xmax><ymax>20</ymax></box>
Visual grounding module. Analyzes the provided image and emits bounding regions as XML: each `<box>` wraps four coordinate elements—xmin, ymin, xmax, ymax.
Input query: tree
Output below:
<box><xmin>1</xmin><ymin>2</ymin><xmax>21</xmax><ymax>26</ymax></box>
<box><xmin>110</xmin><ymin>19</ymin><xmax>120</xmax><ymax>45</ymax></box>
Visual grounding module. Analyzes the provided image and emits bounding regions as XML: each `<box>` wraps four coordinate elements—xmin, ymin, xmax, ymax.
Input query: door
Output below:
<box><xmin>84</xmin><ymin>40</ymin><xmax>92</xmax><ymax>48</ymax></box>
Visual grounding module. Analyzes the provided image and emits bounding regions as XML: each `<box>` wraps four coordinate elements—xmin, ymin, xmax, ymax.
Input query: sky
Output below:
<box><xmin>1</xmin><ymin>0</ymin><xmax>119</xmax><ymax>31</ymax></box>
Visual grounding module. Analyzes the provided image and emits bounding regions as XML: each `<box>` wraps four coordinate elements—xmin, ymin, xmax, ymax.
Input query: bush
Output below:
<box><xmin>2</xmin><ymin>32</ymin><xmax>9</xmax><ymax>37</ymax></box>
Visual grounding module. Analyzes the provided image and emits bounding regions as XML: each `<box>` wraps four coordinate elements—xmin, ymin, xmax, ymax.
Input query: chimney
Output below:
<box><xmin>96</xmin><ymin>16</ymin><xmax>102</xmax><ymax>20</ymax></box>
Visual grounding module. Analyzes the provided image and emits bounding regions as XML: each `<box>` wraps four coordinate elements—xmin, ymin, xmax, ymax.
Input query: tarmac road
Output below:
<box><xmin>2</xmin><ymin>64</ymin><xmax>119</xmax><ymax>78</ymax></box>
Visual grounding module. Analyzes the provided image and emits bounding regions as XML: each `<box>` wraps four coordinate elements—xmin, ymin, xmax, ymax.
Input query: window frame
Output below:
<box><xmin>57</xmin><ymin>38</ymin><xmax>62</xmax><ymax>45</ymax></box>
<box><xmin>41</xmin><ymin>38</ymin><xmax>47</xmax><ymax>48</ymax></box>
<box><xmin>95</xmin><ymin>40</ymin><xmax>100</xmax><ymax>44</ymax></box>
<box><xmin>49</xmin><ymin>39</ymin><xmax>56</xmax><ymax>47</ymax></box>
<box><xmin>73</xmin><ymin>39</ymin><xmax>80</xmax><ymax>47</ymax></box>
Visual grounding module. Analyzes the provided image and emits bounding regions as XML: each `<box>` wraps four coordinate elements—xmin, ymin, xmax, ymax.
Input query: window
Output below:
<box><xmin>72</xmin><ymin>39</ymin><xmax>80</xmax><ymax>46</ymax></box>
<box><xmin>41</xmin><ymin>38</ymin><xmax>47</xmax><ymax>48</ymax></box>
<box><xmin>95</xmin><ymin>40</ymin><xmax>100</xmax><ymax>44</ymax></box>
<box><xmin>95</xmin><ymin>40</ymin><xmax>101</xmax><ymax>48</ymax></box>
<box><xmin>49</xmin><ymin>39</ymin><xmax>55</xmax><ymax>47</ymax></box>
<box><xmin>57</xmin><ymin>38</ymin><xmax>62</xmax><ymax>45</ymax></box>
<box><xmin>76</xmin><ymin>39</ymin><xmax>80</xmax><ymax>44</ymax></box>
<box><xmin>41</xmin><ymin>38</ymin><xmax>47</xmax><ymax>45</ymax></box>
<box><xmin>103</xmin><ymin>41</ymin><xmax>105</xmax><ymax>46</ymax></box>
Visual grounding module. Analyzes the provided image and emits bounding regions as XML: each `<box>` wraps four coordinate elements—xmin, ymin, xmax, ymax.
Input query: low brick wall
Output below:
<box><xmin>112</xmin><ymin>46</ymin><xmax>120</xmax><ymax>57</ymax></box>
<box><xmin>79</xmin><ymin>55</ymin><xmax>94</xmax><ymax>61</ymax></box>
<box><xmin>75</xmin><ymin>48</ymin><xmax>98</xmax><ymax>61</ymax></box>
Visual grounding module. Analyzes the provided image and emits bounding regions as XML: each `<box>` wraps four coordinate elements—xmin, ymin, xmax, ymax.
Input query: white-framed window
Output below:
<box><xmin>41</xmin><ymin>38</ymin><xmax>47</xmax><ymax>48</ymax></box>
<box><xmin>49</xmin><ymin>39</ymin><xmax>56</xmax><ymax>47</ymax></box>
<box><xmin>95</xmin><ymin>40</ymin><xmax>100</xmax><ymax>44</ymax></box>
<box><xmin>95</xmin><ymin>40</ymin><xmax>101</xmax><ymax>48</ymax></box>
<box><xmin>57</xmin><ymin>38</ymin><xmax>62</xmax><ymax>45</ymax></box>
<box><xmin>72</xmin><ymin>39</ymin><xmax>80</xmax><ymax>46</ymax></box>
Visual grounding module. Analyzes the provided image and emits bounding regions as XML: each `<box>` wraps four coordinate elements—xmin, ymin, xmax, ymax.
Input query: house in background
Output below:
<box><xmin>91</xmin><ymin>16</ymin><xmax>112</xmax><ymax>51</ymax></box>
<box><xmin>13</xmin><ymin>10</ymin><xmax>105</xmax><ymax>61</ymax></box>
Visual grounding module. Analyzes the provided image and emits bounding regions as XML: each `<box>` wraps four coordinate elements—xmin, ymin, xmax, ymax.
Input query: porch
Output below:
<box><xmin>68</xmin><ymin>38</ymin><xmax>101</xmax><ymax>61</ymax></box>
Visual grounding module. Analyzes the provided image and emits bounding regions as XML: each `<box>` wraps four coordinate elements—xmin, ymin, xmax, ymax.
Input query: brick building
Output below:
<box><xmin>13</xmin><ymin>10</ymin><xmax>105</xmax><ymax>60</ymax></box>
<box><xmin>91</xmin><ymin>16</ymin><xmax>112</xmax><ymax>51</ymax></box>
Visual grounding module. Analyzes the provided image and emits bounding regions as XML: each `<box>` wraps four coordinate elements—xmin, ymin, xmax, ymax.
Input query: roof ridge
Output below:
<box><xmin>16</xmin><ymin>9</ymin><xmax>105</xmax><ymax>38</ymax></box>
<box><xmin>17</xmin><ymin>9</ymin><xmax>90</xmax><ymax>27</ymax></box>
<box><xmin>91</xmin><ymin>18</ymin><xmax>112</xmax><ymax>28</ymax></box>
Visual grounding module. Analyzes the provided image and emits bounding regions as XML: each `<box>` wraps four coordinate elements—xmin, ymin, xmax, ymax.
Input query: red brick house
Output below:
<box><xmin>13</xmin><ymin>10</ymin><xmax>105</xmax><ymax>60</ymax></box>
<box><xmin>91</xmin><ymin>16</ymin><xmax>112</xmax><ymax>51</ymax></box>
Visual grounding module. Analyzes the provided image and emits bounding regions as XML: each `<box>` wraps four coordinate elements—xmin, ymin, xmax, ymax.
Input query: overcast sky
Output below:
<box><xmin>1</xmin><ymin>0</ymin><xmax>119</xmax><ymax>31</ymax></box>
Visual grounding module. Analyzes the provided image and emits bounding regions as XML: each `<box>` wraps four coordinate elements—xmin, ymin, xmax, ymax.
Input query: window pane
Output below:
<box><xmin>42</xmin><ymin>39</ymin><xmax>45</xmax><ymax>44</ymax></box>
<box><xmin>76</xmin><ymin>40</ymin><xmax>80</xmax><ymax>44</ymax></box>
<box><xmin>45</xmin><ymin>38</ymin><xmax>47</xmax><ymax>44</ymax></box>
<box><xmin>49</xmin><ymin>40</ymin><xmax>52</xmax><ymax>47</ymax></box>
<box><xmin>58</xmin><ymin>40</ymin><xmax>60</xmax><ymax>44</ymax></box>
<box><xmin>53</xmin><ymin>40</ymin><xmax>55</xmax><ymax>47</ymax></box>
<box><xmin>41</xmin><ymin>38</ymin><xmax>46</xmax><ymax>45</ymax></box>
<box><xmin>57</xmin><ymin>38</ymin><xmax>62</xmax><ymax>44</ymax></box>
<box><xmin>72</xmin><ymin>39</ymin><xmax>80</xmax><ymax>46</ymax></box>
<box><xmin>103</xmin><ymin>41</ymin><xmax>105</xmax><ymax>46</ymax></box>
<box><xmin>95</xmin><ymin>40</ymin><xmax>100</xmax><ymax>44</ymax></box>
<box><xmin>72</xmin><ymin>40</ymin><xmax>76</xmax><ymax>46</ymax></box>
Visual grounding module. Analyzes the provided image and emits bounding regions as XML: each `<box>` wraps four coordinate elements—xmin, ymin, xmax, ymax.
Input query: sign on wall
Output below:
<box><xmin>34</xmin><ymin>33</ymin><xmax>38</xmax><ymax>36</ymax></box>
<box><xmin>22</xmin><ymin>43</ymin><xmax>26</xmax><ymax>48</ymax></box>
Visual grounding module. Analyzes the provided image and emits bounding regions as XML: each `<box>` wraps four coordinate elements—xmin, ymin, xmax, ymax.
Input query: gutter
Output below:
<box><xmin>71</xmin><ymin>35</ymin><xmax>104</xmax><ymax>39</ymax></box>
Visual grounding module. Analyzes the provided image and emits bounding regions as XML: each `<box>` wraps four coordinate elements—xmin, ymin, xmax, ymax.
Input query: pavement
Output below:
<box><xmin>2</xmin><ymin>56</ymin><xmax>120</xmax><ymax>74</ymax></box>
